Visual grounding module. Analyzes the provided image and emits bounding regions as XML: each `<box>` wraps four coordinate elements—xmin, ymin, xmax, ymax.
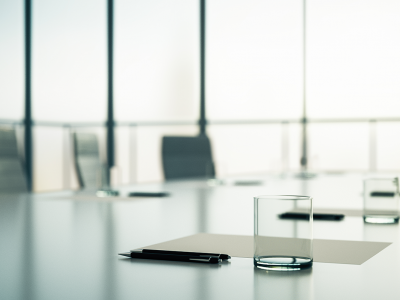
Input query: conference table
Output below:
<box><xmin>1</xmin><ymin>172</ymin><xmax>400</xmax><ymax>300</ymax></box>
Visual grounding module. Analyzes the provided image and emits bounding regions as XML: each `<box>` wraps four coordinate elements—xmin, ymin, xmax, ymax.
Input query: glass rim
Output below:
<box><xmin>254</xmin><ymin>195</ymin><xmax>312</xmax><ymax>201</ymax></box>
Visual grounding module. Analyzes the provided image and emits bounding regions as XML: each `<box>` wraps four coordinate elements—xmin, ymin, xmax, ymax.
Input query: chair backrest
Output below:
<box><xmin>162</xmin><ymin>135</ymin><xmax>215</xmax><ymax>180</ymax></box>
<box><xmin>0</xmin><ymin>127</ymin><xmax>27</xmax><ymax>193</ymax></box>
<box><xmin>73</xmin><ymin>132</ymin><xmax>105</xmax><ymax>189</ymax></box>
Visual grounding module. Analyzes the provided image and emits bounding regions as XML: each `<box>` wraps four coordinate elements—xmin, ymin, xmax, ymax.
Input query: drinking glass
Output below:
<box><xmin>363</xmin><ymin>178</ymin><xmax>399</xmax><ymax>224</ymax></box>
<box><xmin>254</xmin><ymin>195</ymin><xmax>313</xmax><ymax>271</ymax></box>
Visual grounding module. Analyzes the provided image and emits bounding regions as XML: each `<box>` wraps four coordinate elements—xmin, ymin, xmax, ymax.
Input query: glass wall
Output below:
<box><xmin>207</xmin><ymin>0</ymin><xmax>303</xmax><ymax>121</ymax></box>
<box><xmin>377</xmin><ymin>123</ymin><xmax>400</xmax><ymax>171</ymax></box>
<box><xmin>32</xmin><ymin>0</ymin><xmax>107</xmax><ymax>191</ymax></box>
<box><xmin>32</xmin><ymin>0</ymin><xmax>107</xmax><ymax>123</ymax></box>
<box><xmin>114</xmin><ymin>0</ymin><xmax>200</xmax><ymax>183</ymax></box>
<box><xmin>115</xmin><ymin>0</ymin><xmax>200</xmax><ymax>122</ymax></box>
<box><xmin>206</xmin><ymin>0</ymin><xmax>303</xmax><ymax>174</ymax></box>
<box><xmin>208</xmin><ymin>124</ymin><xmax>283</xmax><ymax>176</ymax></box>
<box><xmin>307</xmin><ymin>0</ymin><xmax>400</xmax><ymax>119</ymax></box>
<box><xmin>308</xmin><ymin>123</ymin><xmax>369</xmax><ymax>171</ymax></box>
<box><xmin>307</xmin><ymin>0</ymin><xmax>400</xmax><ymax>171</ymax></box>
<box><xmin>0</xmin><ymin>0</ymin><xmax>24</xmax><ymax>120</ymax></box>
<box><xmin>2</xmin><ymin>0</ymin><xmax>400</xmax><ymax>192</ymax></box>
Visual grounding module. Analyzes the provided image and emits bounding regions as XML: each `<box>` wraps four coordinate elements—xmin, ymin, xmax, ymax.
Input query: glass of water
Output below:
<box><xmin>363</xmin><ymin>178</ymin><xmax>399</xmax><ymax>224</ymax></box>
<box><xmin>254</xmin><ymin>195</ymin><xmax>313</xmax><ymax>271</ymax></box>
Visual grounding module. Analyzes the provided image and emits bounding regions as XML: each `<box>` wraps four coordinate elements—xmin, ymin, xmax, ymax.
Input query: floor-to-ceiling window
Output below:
<box><xmin>1</xmin><ymin>0</ymin><xmax>400</xmax><ymax>192</ymax></box>
<box><xmin>114</xmin><ymin>0</ymin><xmax>200</xmax><ymax>183</ymax></box>
<box><xmin>206</xmin><ymin>0</ymin><xmax>303</xmax><ymax>175</ymax></box>
<box><xmin>32</xmin><ymin>0</ymin><xmax>107</xmax><ymax>191</ymax></box>
<box><xmin>0</xmin><ymin>0</ymin><xmax>24</xmax><ymax>121</ymax></box>
<box><xmin>307</xmin><ymin>0</ymin><xmax>400</xmax><ymax>171</ymax></box>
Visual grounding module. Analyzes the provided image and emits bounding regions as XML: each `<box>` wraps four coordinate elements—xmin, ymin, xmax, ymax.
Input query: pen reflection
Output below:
<box><xmin>0</xmin><ymin>194</ymin><xmax>36</xmax><ymax>300</ymax></box>
<box><xmin>196</xmin><ymin>187</ymin><xmax>208</xmax><ymax>233</ymax></box>
<box><xmin>102</xmin><ymin>202</ymin><xmax>116</xmax><ymax>300</ymax></box>
<box><xmin>196</xmin><ymin>187</ymin><xmax>210</xmax><ymax>299</ymax></box>
<box><xmin>71</xmin><ymin>200</ymin><xmax>117</xmax><ymax>300</ymax></box>
<box><xmin>21</xmin><ymin>195</ymin><xmax>36</xmax><ymax>300</ymax></box>
<box><xmin>119</xmin><ymin>257</ymin><xmax>221</xmax><ymax>269</ymax></box>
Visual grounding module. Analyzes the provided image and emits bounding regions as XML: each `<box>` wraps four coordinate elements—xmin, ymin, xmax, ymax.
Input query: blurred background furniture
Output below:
<box><xmin>162</xmin><ymin>135</ymin><xmax>215</xmax><ymax>180</ymax></box>
<box><xmin>73</xmin><ymin>132</ymin><xmax>106</xmax><ymax>190</ymax></box>
<box><xmin>0</xmin><ymin>127</ymin><xmax>27</xmax><ymax>193</ymax></box>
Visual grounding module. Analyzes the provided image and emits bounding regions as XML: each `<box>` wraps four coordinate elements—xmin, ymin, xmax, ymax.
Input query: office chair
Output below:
<box><xmin>0</xmin><ymin>127</ymin><xmax>28</xmax><ymax>193</ymax></box>
<box><xmin>162</xmin><ymin>135</ymin><xmax>215</xmax><ymax>180</ymax></box>
<box><xmin>73</xmin><ymin>132</ymin><xmax>106</xmax><ymax>189</ymax></box>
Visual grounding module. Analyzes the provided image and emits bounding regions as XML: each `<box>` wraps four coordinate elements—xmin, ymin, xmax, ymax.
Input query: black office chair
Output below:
<box><xmin>162</xmin><ymin>135</ymin><xmax>215</xmax><ymax>180</ymax></box>
<box><xmin>0</xmin><ymin>127</ymin><xmax>28</xmax><ymax>193</ymax></box>
<box><xmin>73</xmin><ymin>132</ymin><xmax>106</xmax><ymax>189</ymax></box>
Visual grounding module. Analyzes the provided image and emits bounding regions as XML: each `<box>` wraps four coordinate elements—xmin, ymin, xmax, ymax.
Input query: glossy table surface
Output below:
<box><xmin>1</xmin><ymin>173</ymin><xmax>400</xmax><ymax>300</ymax></box>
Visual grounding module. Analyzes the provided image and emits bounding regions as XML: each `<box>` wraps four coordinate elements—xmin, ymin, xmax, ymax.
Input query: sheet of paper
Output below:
<box><xmin>141</xmin><ymin>233</ymin><xmax>391</xmax><ymax>265</ymax></box>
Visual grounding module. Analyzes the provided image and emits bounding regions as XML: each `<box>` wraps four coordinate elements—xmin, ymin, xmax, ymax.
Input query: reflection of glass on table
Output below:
<box><xmin>95</xmin><ymin>165</ymin><xmax>119</xmax><ymax>197</ymax></box>
<box><xmin>254</xmin><ymin>195</ymin><xmax>313</xmax><ymax>271</ymax></box>
<box><xmin>363</xmin><ymin>178</ymin><xmax>399</xmax><ymax>224</ymax></box>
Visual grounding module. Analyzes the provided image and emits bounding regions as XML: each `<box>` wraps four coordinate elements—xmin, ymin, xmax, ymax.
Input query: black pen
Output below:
<box><xmin>119</xmin><ymin>251</ymin><xmax>221</xmax><ymax>264</ymax></box>
<box><xmin>128</xmin><ymin>192</ymin><xmax>170</xmax><ymax>197</ymax></box>
<box><xmin>132</xmin><ymin>249</ymin><xmax>231</xmax><ymax>260</ymax></box>
<box><xmin>370</xmin><ymin>191</ymin><xmax>395</xmax><ymax>197</ymax></box>
<box><xmin>279</xmin><ymin>212</ymin><xmax>344</xmax><ymax>221</ymax></box>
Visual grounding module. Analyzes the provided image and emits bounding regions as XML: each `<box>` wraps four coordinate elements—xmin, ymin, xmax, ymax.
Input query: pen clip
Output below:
<box><xmin>189</xmin><ymin>258</ymin><xmax>209</xmax><ymax>262</ymax></box>
<box><xmin>190</xmin><ymin>257</ymin><xmax>221</xmax><ymax>263</ymax></box>
<box><xmin>130</xmin><ymin>249</ymin><xmax>143</xmax><ymax>254</ymax></box>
